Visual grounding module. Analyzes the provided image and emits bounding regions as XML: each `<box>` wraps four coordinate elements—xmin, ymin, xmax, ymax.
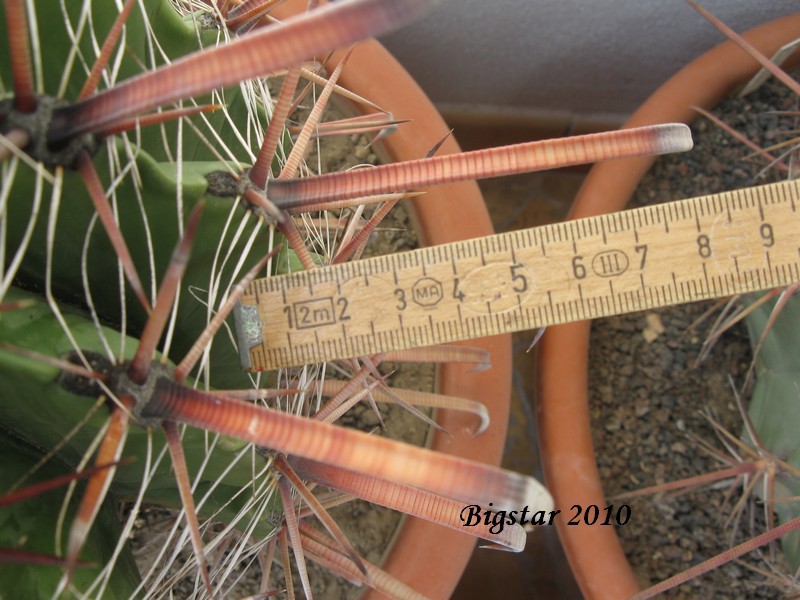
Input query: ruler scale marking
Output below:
<box><xmin>237</xmin><ymin>181</ymin><xmax>800</xmax><ymax>370</ymax></box>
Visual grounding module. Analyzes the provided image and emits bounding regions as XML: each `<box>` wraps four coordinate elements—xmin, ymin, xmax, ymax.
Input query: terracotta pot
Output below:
<box><xmin>535</xmin><ymin>13</ymin><xmax>800</xmax><ymax>600</ymax></box>
<box><xmin>273</xmin><ymin>3</ymin><xmax>513</xmax><ymax>598</ymax></box>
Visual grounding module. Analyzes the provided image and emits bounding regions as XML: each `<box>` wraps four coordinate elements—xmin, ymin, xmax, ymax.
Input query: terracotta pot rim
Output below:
<box><xmin>535</xmin><ymin>13</ymin><xmax>800</xmax><ymax>600</ymax></box>
<box><xmin>273</xmin><ymin>2</ymin><xmax>513</xmax><ymax>597</ymax></box>
<box><xmin>337</xmin><ymin>40</ymin><xmax>513</xmax><ymax>600</ymax></box>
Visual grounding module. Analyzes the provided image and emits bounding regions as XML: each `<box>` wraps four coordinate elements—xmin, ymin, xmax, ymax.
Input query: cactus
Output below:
<box><xmin>689</xmin><ymin>0</ymin><xmax>800</xmax><ymax>577</ymax></box>
<box><xmin>744</xmin><ymin>293</ymin><xmax>800</xmax><ymax>569</ymax></box>
<box><xmin>0</xmin><ymin>1</ymin><xmax>545</xmax><ymax>595</ymax></box>
<box><xmin>0</xmin><ymin>0</ymin><xmax>696</xmax><ymax>597</ymax></box>
<box><xmin>616</xmin><ymin>5</ymin><xmax>800</xmax><ymax>598</ymax></box>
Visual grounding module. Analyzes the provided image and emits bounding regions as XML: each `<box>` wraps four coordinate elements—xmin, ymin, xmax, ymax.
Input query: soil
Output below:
<box><xmin>130</xmin><ymin>98</ymin><xmax>436</xmax><ymax>599</ymax></box>
<box><xmin>589</xmin><ymin>72</ymin><xmax>798</xmax><ymax>597</ymax></box>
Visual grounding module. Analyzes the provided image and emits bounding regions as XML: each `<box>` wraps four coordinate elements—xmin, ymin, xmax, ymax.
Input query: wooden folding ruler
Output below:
<box><xmin>234</xmin><ymin>179</ymin><xmax>800</xmax><ymax>371</ymax></box>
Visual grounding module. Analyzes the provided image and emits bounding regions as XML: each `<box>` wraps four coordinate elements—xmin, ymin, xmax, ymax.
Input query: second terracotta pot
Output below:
<box><xmin>536</xmin><ymin>13</ymin><xmax>800</xmax><ymax>600</ymax></box>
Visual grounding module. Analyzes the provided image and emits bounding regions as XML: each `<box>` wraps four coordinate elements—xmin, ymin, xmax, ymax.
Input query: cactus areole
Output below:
<box><xmin>0</xmin><ymin>96</ymin><xmax>99</xmax><ymax>168</ymax></box>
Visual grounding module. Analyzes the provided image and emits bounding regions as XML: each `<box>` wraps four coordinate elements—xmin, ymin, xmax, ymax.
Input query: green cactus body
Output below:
<box><xmin>0</xmin><ymin>0</ymin><xmax>282</xmax><ymax>389</ymax></box>
<box><xmin>0</xmin><ymin>1</ymin><xmax>291</xmax><ymax>593</ymax></box>
<box><xmin>0</xmin><ymin>433</ymin><xmax>141</xmax><ymax>598</ymax></box>
<box><xmin>0</xmin><ymin>287</ymin><xmax>280</xmax><ymax>537</ymax></box>
<box><xmin>7</xmin><ymin>147</ymin><xmax>271</xmax><ymax>387</ymax></box>
<box><xmin>745</xmin><ymin>293</ymin><xmax>800</xmax><ymax>569</ymax></box>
